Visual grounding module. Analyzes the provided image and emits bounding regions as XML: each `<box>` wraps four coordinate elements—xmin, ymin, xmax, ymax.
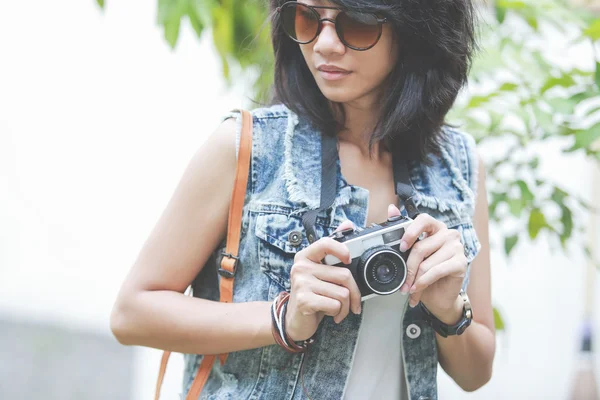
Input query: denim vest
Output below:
<box><xmin>183</xmin><ymin>103</ymin><xmax>481</xmax><ymax>400</ymax></box>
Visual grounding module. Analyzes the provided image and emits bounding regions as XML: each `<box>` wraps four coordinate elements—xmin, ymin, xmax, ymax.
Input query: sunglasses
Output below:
<box><xmin>276</xmin><ymin>1</ymin><xmax>388</xmax><ymax>51</ymax></box>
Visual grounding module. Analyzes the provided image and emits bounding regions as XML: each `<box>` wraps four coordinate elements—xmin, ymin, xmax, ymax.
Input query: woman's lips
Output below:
<box><xmin>316</xmin><ymin>65</ymin><xmax>351</xmax><ymax>81</ymax></box>
<box><xmin>317</xmin><ymin>69</ymin><xmax>352</xmax><ymax>81</ymax></box>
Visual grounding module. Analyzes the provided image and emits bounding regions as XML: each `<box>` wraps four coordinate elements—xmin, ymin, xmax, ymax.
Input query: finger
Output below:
<box><xmin>290</xmin><ymin>261</ymin><xmax>361</xmax><ymax>314</ymax></box>
<box><xmin>407</xmin><ymin>246</ymin><xmax>457</xmax><ymax>307</ymax></box>
<box><xmin>388</xmin><ymin>203</ymin><xmax>401</xmax><ymax>218</ymax></box>
<box><xmin>404</xmin><ymin>237</ymin><xmax>456</xmax><ymax>293</ymax></box>
<box><xmin>311</xmin><ymin>263</ymin><xmax>362</xmax><ymax>314</ymax></box>
<box><xmin>410</xmin><ymin>255</ymin><xmax>465</xmax><ymax>296</ymax></box>
<box><xmin>334</xmin><ymin>220</ymin><xmax>355</xmax><ymax>232</ymax></box>
<box><xmin>297</xmin><ymin>236</ymin><xmax>351</xmax><ymax>265</ymax></box>
<box><xmin>310</xmin><ymin>279</ymin><xmax>352</xmax><ymax>323</ymax></box>
<box><xmin>295</xmin><ymin>291</ymin><xmax>342</xmax><ymax>317</ymax></box>
<box><xmin>400</xmin><ymin>213</ymin><xmax>445</xmax><ymax>253</ymax></box>
<box><xmin>409</xmin><ymin>292</ymin><xmax>421</xmax><ymax>308</ymax></box>
<box><xmin>400</xmin><ymin>232</ymin><xmax>447</xmax><ymax>293</ymax></box>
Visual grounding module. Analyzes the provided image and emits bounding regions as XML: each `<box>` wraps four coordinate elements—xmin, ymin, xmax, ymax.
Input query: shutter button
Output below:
<box><xmin>406</xmin><ymin>323</ymin><xmax>421</xmax><ymax>339</ymax></box>
<box><xmin>288</xmin><ymin>231</ymin><xmax>303</xmax><ymax>247</ymax></box>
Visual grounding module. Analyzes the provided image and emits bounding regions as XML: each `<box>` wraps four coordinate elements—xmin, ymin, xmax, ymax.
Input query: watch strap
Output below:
<box><xmin>418</xmin><ymin>290</ymin><xmax>473</xmax><ymax>338</ymax></box>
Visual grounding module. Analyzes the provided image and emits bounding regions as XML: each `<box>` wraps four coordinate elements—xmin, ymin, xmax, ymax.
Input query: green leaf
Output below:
<box><xmin>554</xmin><ymin>186</ymin><xmax>568</xmax><ymax>201</ymax></box>
<box><xmin>164</xmin><ymin>17</ymin><xmax>181</xmax><ymax>48</ymax></box>
<box><xmin>516</xmin><ymin>180</ymin><xmax>534</xmax><ymax>202</ymax></box>
<box><xmin>595</xmin><ymin>62</ymin><xmax>600</xmax><ymax>90</ymax></box>
<box><xmin>565</xmin><ymin>124</ymin><xmax>600</xmax><ymax>151</ymax></box>
<box><xmin>489</xmin><ymin>191</ymin><xmax>508</xmax><ymax>215</ymax></box>
<box><xmin>569</xmin><ymin>91</ymin><xmax>594</xmax><ymax>104</ymax></box>
<box><xmin>489</xmin><ymin>111</ymin><xmax>504</xmax><ymax>132</ymax></box>
<box><xmin>212</xmin><ymin>7</ymin><xmax>234</xmax><ymax>57</ymax></box>
<box><xmin>525</xmin><ymin>15</ymin><xmax>538</xmax><ymax>31</ymax></box>
<box><xmin>495</xmin><ymin>5</ymin><xmax>506</xmax><ymax>24</ymax></box>
<box><xmin>560</xmin><ymin>205</ymin><xmax>573</xmax><ymax>245</ymax></box>
<box><xmin>493</xmin><ymin>307</ymin><xmax>505</xmax><ymax>331</ymax></box>
<box><xmin>497</xmin><ymin>0</ymin><xmax>526</xmax><ymax>9</ymax></box>
<box><xmin>546</xmin><ymin>97</ymin><xmax>576</xmax><ymax>115</ymax></box>
<box><xmin>532</xmin><ymin>52</ymin><xmax>551</xmax><ymax>71</ymax></box>
<box><xmin>499</xmin><ymin>82</ymin><xmax>518</xmax><ymax>92</ymax></box>
<box><xmin>158</xmin><ymin>0</ymin><xmax>187</xmax><ymax>49</ymax></box>
<box><xmin>532</xmin><ymin>105</ymin><xmax>554</xmax><ymax>132</ymax></box>
<box><xmin>583</xmin><ymin>245</ymin><xmax>600</xmax><ymax>270</ymax></box>
<box><xmin>571</xmin><ymin>68</ymin><xmax>593</xmax><ymax>77</ymax></box>
<box><xmin>508</xmin><ymin>198</ymin><xmax>524</xmax><ymax>217</ymax></box>
<box><xmin>96</xmin><ymin>0</ymin><xmax>104</xmax><ymax>8</ymax></box>
<box><xmin>188</xmin><ymin>6</ymin><xmax>205</xmax><ymax>38</ymax></box>
<box><xmin>192</xmin><ymin>0</ymin><xmax>216</xmax><ymax>27</ymax></box>
<box><xmin>584</xmin><ymin>19</ymin><xmax>600</xmax><ymax>41</ymax></box>
<box><xmin>467</xmin><ymin>92</ymin><xmax>498</xmax><ymax>108</ymax></box>
<box><xmin>528</xmin><ymin>208</ymin><xmax>548</xmax><ymax>239</ymax></box>
<box><xmin>505</xmin><ymin>235</ymin><xmax>519</xmax><ymax>256</ymax></box>
<box><xmin>528</xmin><ymin>157</ymin><xmax>539</xmax><ymax>169</ymax></box>
<box><xmin>540</xmin><ymin>74</ymin><xmax>576</xmax><ymax>94</ymax></box>
<box><xmin>584</xmin><ymin>245</ymin><xmax>592</xmax><ymax>259</ymax></box>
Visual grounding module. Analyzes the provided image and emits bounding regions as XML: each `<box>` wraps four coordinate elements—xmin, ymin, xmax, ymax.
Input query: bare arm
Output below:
<box><xmin>435</xmin><ymin>154</ymin><xmax>496</xmax><ymax>391</ymax></box>
<box><xmin>109</xmin><ymin>118</ymin><xmax>276</xmax><ymax>355</ymax></box>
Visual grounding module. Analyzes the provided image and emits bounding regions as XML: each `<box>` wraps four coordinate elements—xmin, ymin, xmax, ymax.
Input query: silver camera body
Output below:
<box><xmin>323</xmin><ymin>215</ymin><xmax>413</xmax><ymax>301</ymax></box>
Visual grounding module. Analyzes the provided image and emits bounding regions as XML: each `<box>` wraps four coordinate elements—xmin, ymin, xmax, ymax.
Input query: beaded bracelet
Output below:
<box><xmin>271</xmin><ymin>291</ymin><xmax>315</xmax><ymax>353</ymax></box>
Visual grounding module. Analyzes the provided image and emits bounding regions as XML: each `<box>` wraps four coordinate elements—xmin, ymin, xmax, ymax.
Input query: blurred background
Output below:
<box><xmin>1</xmin><ymin>0</ymin><xmax>600</xmax><ymax>399</ymax></box>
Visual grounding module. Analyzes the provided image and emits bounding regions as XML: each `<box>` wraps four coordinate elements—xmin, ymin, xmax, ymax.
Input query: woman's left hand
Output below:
<box><xmin>389</xmin><ymin>204</ymin><xmax>468</xmax><ymax>323</ymax></box>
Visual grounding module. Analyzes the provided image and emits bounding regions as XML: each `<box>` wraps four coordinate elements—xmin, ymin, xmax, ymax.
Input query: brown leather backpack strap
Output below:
<box><xmin>218</xmin><ymin>109</ymin><xmax>253</xmax><ymax>303</ymax></box>
<box><xmin>186</xmin><ymin>355</ymin><xmax>217</xmax><ymax>399</ymax></box>
<box><xmin>153</xmin><ymin>351</ymin><xmax>171</xmax><ymax>400</ymax></box>
<box><xmin>154</xmin><ymin>109</ymin><xmax>253</xmax><ymax>400</ymax></box>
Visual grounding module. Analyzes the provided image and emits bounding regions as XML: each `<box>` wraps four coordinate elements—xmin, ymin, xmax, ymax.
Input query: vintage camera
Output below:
<box><xmin>323</xmin><ymin>215</ymin><xmax>413</xmax><ymax>300</ymax></box>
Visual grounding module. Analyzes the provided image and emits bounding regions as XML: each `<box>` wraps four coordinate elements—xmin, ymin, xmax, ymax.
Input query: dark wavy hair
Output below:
<box><xmin>269</xmin><ymin>0</ymin><xmax>477</xmax><ymax>164</ymax></box>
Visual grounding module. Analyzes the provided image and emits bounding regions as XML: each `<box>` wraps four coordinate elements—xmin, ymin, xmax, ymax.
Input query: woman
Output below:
<box><xmin>110</xmin><ymin>0</ymin><xmax>495</xmax><ymax>399</ymax></box>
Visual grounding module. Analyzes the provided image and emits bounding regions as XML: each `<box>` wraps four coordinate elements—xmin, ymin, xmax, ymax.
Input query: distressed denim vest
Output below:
<box><xmin>183</xmin><ymin>103</ymin><xmax>482</xmax><ymax>400</ymax></box>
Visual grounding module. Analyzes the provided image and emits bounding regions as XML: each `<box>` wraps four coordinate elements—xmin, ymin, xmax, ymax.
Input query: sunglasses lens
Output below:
<box><xmin>281</xmin><ymin>3</ymin><xmax>319</xmax><ymax>43</ymax></box>
<box><xmin>337</xmin><ymin>11</ymin><xmax>381</xmax><ymax>49</ymax></box>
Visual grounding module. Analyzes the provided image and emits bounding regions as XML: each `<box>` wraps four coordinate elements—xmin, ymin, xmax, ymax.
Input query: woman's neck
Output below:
<box><xmin>334</xmin><ymin>98</ymin><xmax>384</xmax><ymax>160</ymax></box>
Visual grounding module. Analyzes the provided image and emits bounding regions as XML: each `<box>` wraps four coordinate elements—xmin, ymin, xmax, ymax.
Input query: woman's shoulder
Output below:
<box><xmin>439</xmin><ymin>125</ymin><xmax>479</xmax><ymax>195</ymax></box>
<box><xmin>221</xmin><ymin>103</ymin><xmax>291</xmax><ymax>123</ymax></box>
<box><xmin>410</xmin><ymin>125</ymin><xmax>480</xmax><ymax>224</ymax></box>
<box><xmin>218</xmin><ymin>103</ymin><xmax>292</xmax><ymax>159</ymax></box>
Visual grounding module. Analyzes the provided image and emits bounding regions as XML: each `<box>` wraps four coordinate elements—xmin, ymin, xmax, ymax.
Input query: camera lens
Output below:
<box><xmin>360</xmin><ymin>247</ymin><xmax>406</xmax><ymax>295</ymax></box>
<box><xmin>374</xmin><ymin>262</ymin><xmax>396</xmax><ymax>284</ymax></box>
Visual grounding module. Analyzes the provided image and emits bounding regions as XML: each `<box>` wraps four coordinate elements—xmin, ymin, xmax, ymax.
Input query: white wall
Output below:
<box><xmin>0</xmin><ymin>1</ymin><xmax>598</xmax><ymax>399</ymax></box>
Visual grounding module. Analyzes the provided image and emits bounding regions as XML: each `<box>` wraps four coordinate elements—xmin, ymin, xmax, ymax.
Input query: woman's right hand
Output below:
<box><xmin>284</xmin><ymin>221</ymin><xmax>363</xmax><ymax>342</ymax></box>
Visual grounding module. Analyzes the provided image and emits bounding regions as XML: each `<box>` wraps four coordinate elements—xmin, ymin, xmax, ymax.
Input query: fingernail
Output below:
<box><xmin>409</xmin><ymin>300</ymin><xmax>418</xmax><ymax>308</ymax></box>
<box><xmin>400</xmin><ymin>241</ymin><xmax>408</xmax><ymax>252</ymax></box>
<box><xmin>357</xmin><ymin>305</ymin><xmax>362</xmax><ymax>314</ymax></box>
<box><xmin>409</xmin><ymin>285</ymin><xmax>416</xmax><ymax>294</ymax></box>
<box><xmin>400</xmin><ymin>283</ymin><xmax>409</xmax><ymax>293</ymax></box>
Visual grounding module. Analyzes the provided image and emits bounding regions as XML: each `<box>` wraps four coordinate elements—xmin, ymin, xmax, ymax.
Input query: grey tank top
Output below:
<box><xmin>343</xmin><ymin>290</ymin><xmax>410</xmax><ymax>400</ymax></box>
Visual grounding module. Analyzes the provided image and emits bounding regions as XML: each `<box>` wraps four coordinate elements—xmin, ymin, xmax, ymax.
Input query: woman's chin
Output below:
<box><xmin>319</xmin><ymin>87</ymin><xmax>360</xmax><ymax>104</ymax></box>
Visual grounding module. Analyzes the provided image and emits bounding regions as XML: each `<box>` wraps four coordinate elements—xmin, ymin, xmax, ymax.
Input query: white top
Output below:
<box><xmin>343</xmin><ymin>290</ymin><xmax>410</xmax><ymax>400</ymax></box>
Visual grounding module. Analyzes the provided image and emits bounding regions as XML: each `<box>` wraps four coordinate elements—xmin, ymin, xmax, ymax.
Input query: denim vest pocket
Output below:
<box><xmin>255</xmin><ymin>210</ymin><xmax>336</xmax><ymax>291</ymax></box>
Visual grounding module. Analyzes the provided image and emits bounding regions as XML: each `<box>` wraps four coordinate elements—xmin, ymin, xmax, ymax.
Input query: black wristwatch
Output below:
<box><xmin>418</xmin><ymin>290</ymin><xmax>473</xmax><ymax>338</ymax></box>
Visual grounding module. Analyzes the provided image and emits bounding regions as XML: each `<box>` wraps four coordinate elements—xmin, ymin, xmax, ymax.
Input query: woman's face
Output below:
<box><xmin>297</xmin><ymin>0</ymin><xmax>398</xmax><ymax>107</ymax></box>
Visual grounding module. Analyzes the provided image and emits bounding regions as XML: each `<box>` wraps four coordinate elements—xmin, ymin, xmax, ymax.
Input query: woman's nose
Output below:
<box><xmin>313</xmin><ymin>20</ymin><xmax>346</xmax><ymax>56</ymax></box>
